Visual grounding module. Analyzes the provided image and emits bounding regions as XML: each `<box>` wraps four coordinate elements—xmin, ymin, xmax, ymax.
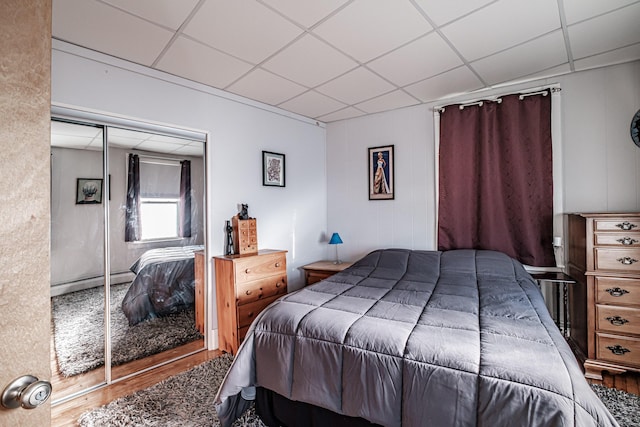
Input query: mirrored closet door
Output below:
<box><xmin>50</xmin><ymin>116</ymin><xmax>206</xmax><ymax>404</ymax></box>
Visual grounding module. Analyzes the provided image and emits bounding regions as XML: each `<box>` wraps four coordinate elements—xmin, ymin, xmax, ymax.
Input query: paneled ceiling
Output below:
<box><xmin>52</xmin><ymin>0</ymin><xmax>640</xmax><ymax>123</ymax></box>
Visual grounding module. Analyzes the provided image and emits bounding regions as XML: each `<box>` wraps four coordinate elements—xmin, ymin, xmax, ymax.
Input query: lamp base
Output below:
<box><xmin>333</xmin><ymin>260</ymin><xmax>342</xmax><ymax>265</ymax></box>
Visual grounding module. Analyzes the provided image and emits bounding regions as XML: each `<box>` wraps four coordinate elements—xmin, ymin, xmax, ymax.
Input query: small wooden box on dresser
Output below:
<box><xmin>567</xmin><ymin>213</ymin><xmax>640</xmax><ymax>380</ymax></box>
<box><xmin>214</xmin><ymin>249</ymin><xmax>287</xmax><ymax>355</ymax></box>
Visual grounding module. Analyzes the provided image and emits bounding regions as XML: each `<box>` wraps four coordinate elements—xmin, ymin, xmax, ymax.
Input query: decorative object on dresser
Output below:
<box><xmin>328</xmin><ymin>232</ymin><xmax>343</xmax><ymax>264</ymax></box>
<box><xmin>214</xmin><ymin>249</ymin><xmax>287</xmax><ymax>354</ymax></box>
<box><xmin>301</xmin><ymin>260</ymin><xmax>354</xmax><ymax>286</ymax></box>
<box><xmin>225</xmin><ymin>220</ymin><xmax>234</xmax><ymax>256</ymax></box>
<box><xmin>231</xmin><ymin>204</ymin><xmax>257</xmax><ymax>255</ymax></box>
<box><xmin>567</xmin><ymin>212</ymin><xmax>640</xmax><ymax>380</ymax></box>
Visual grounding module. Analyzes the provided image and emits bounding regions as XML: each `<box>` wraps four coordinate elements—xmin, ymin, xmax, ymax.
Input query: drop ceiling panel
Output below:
<box><xmin>182</xmin><ymin>0</ymin><xmax>303</xmax><ymax>64</ymax></box>
<box><xmin>568</xmin><ymin>4</ymin><xmax>640</xmax><ymax>60</ymax></box>
<box><xmin>405</xmin><ymin>66</ymin><xmax>483</xmax><ymax>103</ymax></box>
<box><xmin>413</xmin><ymin>0</ymin><xmax>495</xmax><ymax>26</ymax></box>
<box><xmin>101</xmin><ymin>0</ymin><xmax>200</xmax><ymax>30</ymax></box>
<box><xmin>261</xmin><ymin>0</ymin><xmax>350</xmax><ymax>28</ymax></box>
<box><xmin>356</xmin><ymin>90</ymin><xmax>419</xmax><ymax>114</ymax></box>
<box><xmin>574</xmin><ymin>43</ymin><xmax>640</xmax><ymax>71</ymax></box>
<box><xmin>316</xmin><ymin>67</ymin><xmax>396</xmax><ymax>105</ymax></box>
<box><xmin>157</xmin><ymin>36</ymin><xmax>254</xmax><ymax>89</ymax></box>
<box><xmin>227</xmin><ymin>69</ymin><xmax>307</xmax><ymax>106</ymax></box>
<box><xmin>52</xmin><ymin>0</ymin><xmax>175</xmax><ymax>66</ymax></box>
<box><xmin>440</xmin><ymin>0</ymin><xmax>561</xmax><ymax>62</ymax></box>
<box><xmin>471</xmin><ymin>31</ymin><xmax>568</xmax><ymax>86</ymax></box>
<box><xmin>262</xmin><ymin>35</ymin><xmax>358</xmax><ymax>88</ymax></box>
<box><xmin>313</xmin><ymin>0</ymin><xmax>433</xmax><ymax>63</ymax></box>
<box><xmin>279</xmin><ymin>90</ymin><xmax>347</xmax><ymax>118</ymax></box>
<box><xmin>368</xmin><ymin>33</ymin><xmax>463</xmax><ymax>86</ymax></box>
<box><xmin>318</xmin><ymin>107</ymin><xmax>366</xmax><ymax>122</ymax></box>
<box><xmin>562</xmin><ymin>0</ymin><xmax>639</xmax><ymax>25</ymax></box>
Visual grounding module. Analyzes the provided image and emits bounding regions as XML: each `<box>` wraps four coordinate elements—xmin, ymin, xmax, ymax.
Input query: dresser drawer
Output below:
<box><xmin>594</xmin><ymin>248</ymin><xmax>640</xmax><ymax>272</ymax></box>
<box><xmin>596</xmin><ymin>277</ymin><xmax>640</xmax><ymax>304</ymax></box>
<box><xmin>594</xmin><ymin>219</ymin><xmax>640</xmax><ymax>232</ymax></box>
<box><xmin>596</xmin><ymin>305</ymin><xmax>640</xmax><ymax>335</ymax></box>
<box><xmin>596</xmin><ymin>333</ymin><xmax>640</xmax><ymax>367</ymax></box>
<box><xmin>237</xmin><ymin>294</ymin><xmax>280</xmax><ymax>328</ymax></box>
<box><xmin>236</xmin><ymin>274</ymin><xmax>287</xmax><ymax>305</ymax></box>
<box><xmin>594</xmin><ymin>233</ymin><xmax>640</xmax><ymax>247</ymax></box>
<box><xmin>235</xmin><ymin>253</ymin><xmax>286</xmax><ymax>283</ymax></box>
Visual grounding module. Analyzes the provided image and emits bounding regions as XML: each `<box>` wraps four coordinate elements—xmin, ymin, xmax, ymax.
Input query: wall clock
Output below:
<box><xmin>632</xmin><ymin>109</ymin><xmax>640</xmax><ymax>148</ymax></box>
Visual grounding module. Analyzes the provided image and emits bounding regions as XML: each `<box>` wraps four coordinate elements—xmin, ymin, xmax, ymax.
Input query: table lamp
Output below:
<box><xmin>329</xmin><ymin>232</ymin><xmax>343</xmax><ymax>264</ymax></box>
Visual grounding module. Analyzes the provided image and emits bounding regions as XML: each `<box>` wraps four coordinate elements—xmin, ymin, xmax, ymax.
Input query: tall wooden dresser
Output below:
<box><xmin>567</xmin><ymin>213</ymin><xmax>640</xmax><ymax>379</ymax></box>
<box><xmin>214</xmin><ymin>249</ymin><xmax>287</xmax><ymax>354</ymax></box>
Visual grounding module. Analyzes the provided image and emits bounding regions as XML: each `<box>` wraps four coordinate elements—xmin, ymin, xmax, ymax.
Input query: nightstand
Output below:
<box><xmin>531</xmin><ymin>272</ymin><xmax>577</xmax><ymax>338</ymax></box>
<box><xmin>301</xmin><ymin>261</ymin><xmax>353</xmax><ymax>286</ymax></box>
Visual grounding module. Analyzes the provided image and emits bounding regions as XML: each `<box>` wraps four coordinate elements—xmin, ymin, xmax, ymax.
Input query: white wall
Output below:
<box><xmin>51</xmin><ymin>41</ymin><xmax>328</xmax><ymax>342</ymax></box>
<box><xmin>327</xmin><ymin>60</ymin><xmax>640</xmax><ymax>263</ymax></box>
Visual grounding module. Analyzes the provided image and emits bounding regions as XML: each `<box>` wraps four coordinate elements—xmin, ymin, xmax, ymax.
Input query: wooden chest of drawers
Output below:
<box><xmin>214</xmin><ymin>249</ymin><xmax>287</xmax><ymax>354</ymax></box>
<box><xmin>567</xmin><ymin>213</ymin><xmax>640</xmax><ymax>379</ymax></box>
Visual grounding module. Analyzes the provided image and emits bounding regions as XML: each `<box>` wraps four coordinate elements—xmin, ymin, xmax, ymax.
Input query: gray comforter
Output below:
<box><xmin>214</xmin><ymin>249</ymin><xmax>618</xmax><ymax>427</ymax></box>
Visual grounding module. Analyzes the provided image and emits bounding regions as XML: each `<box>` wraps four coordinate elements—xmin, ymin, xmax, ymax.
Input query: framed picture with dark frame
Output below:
<box><xmin>368</xmin><ymin>145</ymin><xmax>394</xmax><ymax>200</ymax></box>
<box><xmin>76</xmin><ymin>178</ymin><xmax>103</xmax><ymax>204</ymax></box>
<box><xmin>262</xmin><ymin>151</ymin><xmax>285</xmax><ymax>187</ymax></box>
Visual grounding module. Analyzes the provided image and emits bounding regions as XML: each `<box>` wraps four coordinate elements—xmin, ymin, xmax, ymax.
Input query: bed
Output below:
<box><xmin>121</xmin><ymin>245</ymin><xmax>204</xmax><ymax>325</ymax></box>
<box><xmin>214</xmin><ymin>248</ymin><xmax>618</xmax><ymax>427</ymax></box>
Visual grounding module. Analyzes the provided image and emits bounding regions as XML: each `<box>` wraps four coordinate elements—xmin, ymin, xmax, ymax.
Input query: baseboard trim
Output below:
<box><xmin>50</xmin><ymin>272</ymin><xmax>135</xmax><ymax>296</ymax></box>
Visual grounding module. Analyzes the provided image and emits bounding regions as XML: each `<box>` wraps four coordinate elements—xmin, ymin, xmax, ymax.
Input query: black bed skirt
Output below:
<box><xmin>255</xmin><ymin>387</ymin><xmax>381</xmax><ymax>427</ymax></box>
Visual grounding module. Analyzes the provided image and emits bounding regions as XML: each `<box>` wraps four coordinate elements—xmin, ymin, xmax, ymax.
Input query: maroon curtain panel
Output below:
<box><xmin>438</xmin><ymin>93</ymin><xmax>555</xmax><ymax>267</ymax></box>
<box><xmin>179</xmin><ymin>160</ymin><xmax>192</xmax><ymax>238</ymax></box>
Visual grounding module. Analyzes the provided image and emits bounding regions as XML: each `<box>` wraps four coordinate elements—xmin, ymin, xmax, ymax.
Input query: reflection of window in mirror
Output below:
<box><xmin>138</xmin><ymin>157</ymin><xmax>182</xmax><ymax>240</ymax></box>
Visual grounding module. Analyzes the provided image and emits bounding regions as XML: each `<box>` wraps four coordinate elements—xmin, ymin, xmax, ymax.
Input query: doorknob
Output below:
<box><xmin>1</xmin><ymin>375</ymin><xmax>52</xmax><ymax>410</ymax></box>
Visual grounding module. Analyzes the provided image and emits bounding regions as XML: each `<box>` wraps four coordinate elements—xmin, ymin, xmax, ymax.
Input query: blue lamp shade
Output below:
<box><xmin>328</xmin><ymin>233</ymin><xmax>343</xmax><ymax>245</ymax></box>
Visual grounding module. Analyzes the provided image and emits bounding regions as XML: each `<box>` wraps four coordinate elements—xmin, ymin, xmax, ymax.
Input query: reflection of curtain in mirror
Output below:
<box><xmin>438</xmin><ymin>93</ymin><xmax>555</xmax><ymax>267</ymax></box>
<box><xmin>179</xmin><ymin>160</ymin><xmax>191</xmax><ymax>238</ymax></box>
<box><xmin>125</xmin><ymin>153</ymin><xmax>141</xmax><ymax>242</ymax></box>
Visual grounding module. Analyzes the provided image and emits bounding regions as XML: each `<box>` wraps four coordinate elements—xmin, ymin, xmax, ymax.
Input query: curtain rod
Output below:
<box><xmin>135</xmin><ymin>152</ymin><xmax>184</xmax><ymax>165</ymax></box>
<box><xmin>433</xmin><ymin>84</ymin><xmax>561</xmax><ymax>112</ymax></box>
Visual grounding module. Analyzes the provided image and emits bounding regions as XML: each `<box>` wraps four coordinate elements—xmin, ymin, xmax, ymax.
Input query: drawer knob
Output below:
<box><xmin>606</xmin><ymin>287</ymin><xmax>629</xmax><ymax>297</ymax></box>
<box><xmin>245</xmin><ymin>268</ymin><xmax>251</xmax><ymax>274</ymax></box>
<box><xmin>617</xmin><ymin>237</ymin><xmax>638</xmax><ymax>245</ymax></box>
<box><xmin>616</xmin><ymin>256</ymin><xmax>638</xmax><ymax>265</ymax></box>
<box><xmin>606</xmin><ymin>345</ymin><xmax>630</xmax><ymax>356</ymax></box>
<box><xmin>245</xmin><ymin>290</ymin><xmax>252</xmax><ymax>295</ymax></box>
<box><xmin>276</xmin><ymin>281</ymin><xmax>281</xmax><ymax>288</ymax></box>
<box><xmin>615</xmin><ymin>221</ymin><xmax>638</xmax><ymax>231</ymax></box>
<box><xmin>605</xmin><ymin>315</ymin><xmax>629</xmax><ymax>326</ymax></box>
<box><xmin>275</xmin><ymin>262</ymin><xmax>281</xmax><ymax>268</ymax></box>
<box><xmin>248</xmin><ymin>311</ymin><xmax>254</xmax><ymax>318</ymax></box>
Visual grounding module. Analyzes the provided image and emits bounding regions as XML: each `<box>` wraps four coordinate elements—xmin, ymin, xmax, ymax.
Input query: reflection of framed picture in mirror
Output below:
<box><xmin>76</xmin><ymin>178</ymin><xmax>103</xmax><ymax>204</ymax></box>
<box><xmin>368</xmin><ymin>145</ymin><xmax>394</xmax><ymax>200</ymax></box>
<box><xmin>262</xmin><ymin>151</ymin><xmax>285</xmax><ymax>187</ymax></box>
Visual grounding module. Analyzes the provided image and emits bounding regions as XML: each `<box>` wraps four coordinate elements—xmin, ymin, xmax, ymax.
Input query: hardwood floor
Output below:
<box><xmin>587</xmin><ymin>371</ymin><xmax>640</xmax><ymax>396</ymax></box>
<box><xmin>51</xmin><ymin>346</ymin><xmax>222</xmax><ymax>426</ymax></box>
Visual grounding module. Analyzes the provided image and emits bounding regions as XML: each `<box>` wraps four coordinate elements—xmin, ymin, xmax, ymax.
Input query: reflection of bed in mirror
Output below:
<box><xmin>121</xmin><ymin>245</ymin><xmax>205</xmax><ymax>326</ymax></box>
